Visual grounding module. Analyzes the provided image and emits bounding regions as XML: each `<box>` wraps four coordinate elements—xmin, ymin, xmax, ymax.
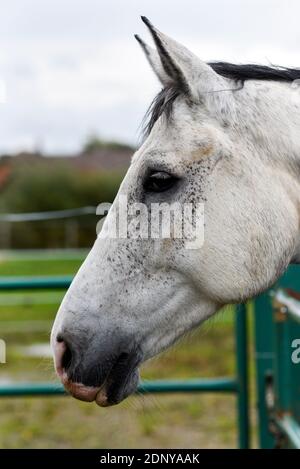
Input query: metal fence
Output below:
<box><xmin>0</xmin><ymin>275</ymin><xmax>250</xmax><ymax>449</ymax></box>
<box><xmin>254</xmin><ymin>265</ymin><xmax>300</xmax><ymax>449</ymax></box>
<box><xmin>2</xmin><ymin>265</ymin><xmax>300</xmax><ymax>448</ymax></box>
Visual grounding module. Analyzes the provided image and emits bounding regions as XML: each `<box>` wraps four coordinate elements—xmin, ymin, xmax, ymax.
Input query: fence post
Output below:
<box><xmin>254</xmin><ymin>293</ymin><xmax>276</xmax><ymax>448</ymax></box>
<box><xmin>235</xmin><ymin>303</ymin><xmax>250</xmax><ymax>448</ymax></box>
<box><xmin>273</xmin><ymin>302</ymin><xmax>292</xmax><ymax>414</ymax></box>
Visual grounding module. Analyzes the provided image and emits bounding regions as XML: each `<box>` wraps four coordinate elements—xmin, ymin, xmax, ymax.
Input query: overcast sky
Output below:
<box><xmin>0</xmin><ymin>0</ymin><xmax>299</xmax><ymax>154</ymax></box>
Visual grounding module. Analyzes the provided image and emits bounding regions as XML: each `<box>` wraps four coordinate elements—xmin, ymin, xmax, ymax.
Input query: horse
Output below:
<box><xmin>51</xmin><ymin>17</ymin><xmax>300</xmax><ymax>407</ymax></box>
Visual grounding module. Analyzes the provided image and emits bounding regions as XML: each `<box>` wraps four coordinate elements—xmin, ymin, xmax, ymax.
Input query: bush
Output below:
<box><xmin>82</xmin><ymin>135</ymin><xmax>134</xmax><ymax>154</ymax></box>
<box><xmin>0</xmin><ymin>163</ymin><xmax>124</xmax><ymax>249</ymax></box>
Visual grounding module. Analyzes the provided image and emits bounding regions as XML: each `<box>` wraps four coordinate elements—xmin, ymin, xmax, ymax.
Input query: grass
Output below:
<box><xmin>0</xmin><ymin>258</ymin><xmax>81</xmax><ymax>276</ymax></box>
<box><xmin>0</xmin><ymin>254</ymin><xmax>253</xmax><ymax>449</ymax></box>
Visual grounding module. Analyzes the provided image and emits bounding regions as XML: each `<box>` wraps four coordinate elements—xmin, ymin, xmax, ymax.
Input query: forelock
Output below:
<box><xmin>142</xmin><ymin>84</ymin><xmax>183</xmax><ymax>137</ymax></box>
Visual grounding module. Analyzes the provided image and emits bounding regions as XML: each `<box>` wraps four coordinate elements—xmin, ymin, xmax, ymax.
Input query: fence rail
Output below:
<box><xmin>275</xmin><ymin>414</ymin><xmax>300</xmax><ymax>449</ymax></box>
<box><xmin>275</xmin><ymin>289</ymin><xmax>300</xmax><ymax>324</ymax></box>
<box><xmin>0</xmin><ymin>378</ymin><xmax>238</xmax><ymax>397</ymax></box>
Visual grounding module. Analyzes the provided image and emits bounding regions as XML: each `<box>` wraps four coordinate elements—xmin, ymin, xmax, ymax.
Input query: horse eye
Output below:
<box><xmin>143</xmin><ymin>171</ymin><xmax>178</xmax><ymax>193</ymax></box>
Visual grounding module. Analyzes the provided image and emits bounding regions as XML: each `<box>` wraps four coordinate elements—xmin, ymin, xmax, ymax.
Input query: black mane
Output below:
<box><xmin>143</xmin><ymin>62</ymin><xmax>300</xmax><ymax>136</ymax></box>
<box><xmin>210</xmin><ymin>62</ymin><xmax>300</xmax><ymax>83</ymax></box>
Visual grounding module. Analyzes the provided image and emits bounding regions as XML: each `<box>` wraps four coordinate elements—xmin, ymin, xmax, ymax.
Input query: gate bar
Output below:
<box><xmin>0</xmin><ymin>378</ymin><xmax>237</xmax><ymax>397</ymax></box>
<box><xmin>0</xmin><ymin>276</ymin><xmax>73</xmax><ymax>290</ymax></box>
<box><xmin>275</xmin><ymin>289</ymin><xmax>300</xmax><ymax>324</ymax></box>
<box><xmin>275</xmin><ymin>415</ymin><xmax>300</xmax><ymax>449</ymax></box>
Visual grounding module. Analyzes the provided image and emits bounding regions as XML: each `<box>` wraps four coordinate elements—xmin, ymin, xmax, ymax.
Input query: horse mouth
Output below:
<box><xmin>96</xmin><ymin>365</ymin><xmax>140</xmax><ymax>407</ymax></box>
<box><xmin>62</xmin><ymin>352</ymin><xmax>141</xmax><ymax>407</ymax></box>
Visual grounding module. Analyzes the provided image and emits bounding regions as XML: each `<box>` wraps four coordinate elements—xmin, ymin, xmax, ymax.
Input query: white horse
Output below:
<box><xmin>51</xmin><ymin>17</ymin><xmax>300</xmax><ymax>407</ymax></box>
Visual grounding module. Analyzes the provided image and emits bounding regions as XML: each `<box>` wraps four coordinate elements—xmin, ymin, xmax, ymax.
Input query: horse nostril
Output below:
<box><xmin>61</xmin><ymin>342</ymin><xmax>73</xmax><ymax>372</ymax></box>
<box><xmin>56</xmin><ymin>334</ymin><xmax>73</xmax><ymax>373</ymax></box>
<box><xmin>56</xmin><ymin>333</ymin><xmax>64</xmax><ymax>343</ymax></box>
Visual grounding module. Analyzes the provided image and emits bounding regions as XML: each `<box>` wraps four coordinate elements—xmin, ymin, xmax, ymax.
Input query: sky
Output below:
<box><xmin>0</xmin><ymin>0</ymin><xmax>299</xmax><ymax>155</ymax></box>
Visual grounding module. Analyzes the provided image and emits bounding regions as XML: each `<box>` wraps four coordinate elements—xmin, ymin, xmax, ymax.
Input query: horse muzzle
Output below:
<box><xmin>52</xmin><ymin>331</ymin><xmax>141</xmax><ymax>406</ymax></box>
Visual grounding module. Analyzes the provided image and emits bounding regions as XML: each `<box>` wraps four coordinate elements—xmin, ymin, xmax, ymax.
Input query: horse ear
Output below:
<box><xmin>134</xmin><ymin>34</ymin><xmax>170</xmax><ymax>86</ymax></box>
<box><xmin>140</xmin><ymin>16</ymin><xmax>232</xmax><ymax>107</ymax></box>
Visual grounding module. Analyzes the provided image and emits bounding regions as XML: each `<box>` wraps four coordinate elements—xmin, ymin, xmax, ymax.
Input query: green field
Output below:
<box><xmin>0</xmin><ymin>254</ymin><xmax>254</xmax><ymax>448</ymax></box>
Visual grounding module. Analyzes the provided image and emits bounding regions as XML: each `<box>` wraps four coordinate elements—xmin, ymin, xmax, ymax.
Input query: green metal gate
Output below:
<box><xmin>254</xmin><ymin>265</ymin><xmax>300</xmax><ymax>448</ymax></box>
<box><xmin>1</xmin><ymin>267</ymin><xmax>300</xmax><ymax>448</ymax></box>
<box><xmin>0</xmin><ymin>276</ymin><xmax>250</xmax><ymax>448</ymax></box>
